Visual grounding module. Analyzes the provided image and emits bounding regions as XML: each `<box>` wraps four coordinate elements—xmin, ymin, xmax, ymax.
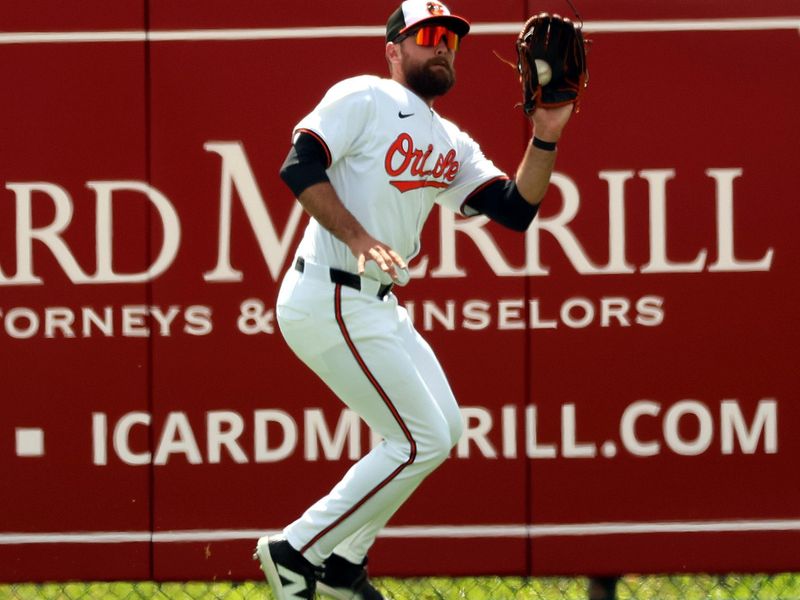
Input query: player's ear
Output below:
<box><xmin>386</xmin><ymin>41</ymin><xmax>402</xmax><ymax>67</ymax></box>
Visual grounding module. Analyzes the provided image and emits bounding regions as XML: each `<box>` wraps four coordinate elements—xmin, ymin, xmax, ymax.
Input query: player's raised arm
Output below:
<box><xmin>460</xmin><ymin>12</ymin><xmax>588</xmax><ymax>229</ymax></box>
<box><xmin>455</xmin><ymin>101</ymin><xmax>573</xmax><ymax>233</ymax></box>
<box><xmin>512</xmin><ymin>12</ymin><xmax>589</xmax><ymax>205</ymax></box>
<box><xmin>514</xmin><ymin>103</ymin><xmax>574</xmax><ymax>206</ymax></box>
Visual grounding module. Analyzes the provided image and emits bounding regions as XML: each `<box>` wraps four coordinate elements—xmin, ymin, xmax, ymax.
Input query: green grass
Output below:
<box><xmin>2</xmin><ymin>574</ymin><xmax>800</xmax><ymax>600</ymax></box>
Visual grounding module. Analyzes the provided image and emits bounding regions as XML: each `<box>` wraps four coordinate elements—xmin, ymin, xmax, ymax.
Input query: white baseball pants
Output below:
<box><xmin>275</xmin><ymin>261</ymin><xmax>463</xmax><ymax>566</ymax></box>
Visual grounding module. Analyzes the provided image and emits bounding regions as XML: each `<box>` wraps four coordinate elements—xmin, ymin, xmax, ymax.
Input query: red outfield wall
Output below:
<box><xmin>1</xmin><ymin>0</ymin><xmax>798</xmax><ymax>582</ymax></box>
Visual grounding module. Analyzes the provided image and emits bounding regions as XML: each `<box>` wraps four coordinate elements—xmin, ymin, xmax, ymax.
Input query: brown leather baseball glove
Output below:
<box><xmin>516</xmin><ymin>12</ymin><xmax>589</xmax><ymax>114</ymax></box>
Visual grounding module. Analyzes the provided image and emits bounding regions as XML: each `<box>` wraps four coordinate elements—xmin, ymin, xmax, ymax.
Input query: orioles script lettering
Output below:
<box><xmin>384</xmin><ymin>132</ymin><xmax>460</xmax><ymax>191</ymax></box>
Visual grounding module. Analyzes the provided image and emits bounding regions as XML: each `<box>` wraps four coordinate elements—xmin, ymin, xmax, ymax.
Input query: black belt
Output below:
<box><xmin>295</xmin><ymin>257</ymin><xmax>393</xmax><ymax>299</ymax></box>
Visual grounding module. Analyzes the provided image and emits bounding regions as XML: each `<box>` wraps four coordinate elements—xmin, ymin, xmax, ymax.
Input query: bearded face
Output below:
<box><xmin>402</xmin><ymin>53</ymin><xmax>456</xmax><ymax>99</ymax></box>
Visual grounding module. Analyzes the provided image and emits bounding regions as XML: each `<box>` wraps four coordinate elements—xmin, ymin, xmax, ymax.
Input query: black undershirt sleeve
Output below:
<box><xmin>279</xmin><ymin>132</ymin><xmax>330</xmax><ymax>197</ymax></box>
<box><xmin>464</xmin><ymin>179</ymin><xmax>539</xmax><ymax>232</ymax></box>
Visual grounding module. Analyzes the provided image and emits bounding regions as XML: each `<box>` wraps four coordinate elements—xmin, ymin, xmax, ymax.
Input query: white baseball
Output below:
<box><xmin>394</xmin><ymin>266</ymin><xmax>411</xmax><ymax>286</ymax></box>
<box><xmin>535</xmin><ymin>59</ymin><xmax>552</xmax><ymax>85</ymax></box>
<box><xmin>363</xmin><ymin>261</ymin><xmax>410</xmax><ymax>286</ymax></box>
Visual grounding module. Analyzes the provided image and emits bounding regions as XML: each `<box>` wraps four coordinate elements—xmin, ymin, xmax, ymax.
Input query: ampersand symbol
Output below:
<box><xmin>237</xmin><ymin>299</ymin><xmax>274</xmax><ymax>335</ymax></box>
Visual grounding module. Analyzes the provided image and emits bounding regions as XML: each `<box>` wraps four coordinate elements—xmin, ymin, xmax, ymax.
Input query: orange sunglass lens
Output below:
<box><xmin>415</xmin><ymin>26</ymin><xmax>460</xmax><ymax>51</ymax></box>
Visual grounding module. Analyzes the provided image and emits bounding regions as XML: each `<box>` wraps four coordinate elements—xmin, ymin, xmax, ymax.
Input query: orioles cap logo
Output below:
<box><xmin>426</xmin><ymin>2</ymin><xmax>445</xmax><ymax>15</ymax></box>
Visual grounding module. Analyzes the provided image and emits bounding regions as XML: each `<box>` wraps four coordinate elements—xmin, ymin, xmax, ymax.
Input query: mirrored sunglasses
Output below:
<box><xmin>396</xmin><ymin>25</ymin><xmax>460</xmax><ymax>51</ymax></box>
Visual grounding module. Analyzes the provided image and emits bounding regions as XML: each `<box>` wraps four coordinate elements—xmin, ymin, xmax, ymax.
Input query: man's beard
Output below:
<box><xmin>404</xmin><ymin>56</ymin><xmax>455</xmax><ymax>99</ymax></box>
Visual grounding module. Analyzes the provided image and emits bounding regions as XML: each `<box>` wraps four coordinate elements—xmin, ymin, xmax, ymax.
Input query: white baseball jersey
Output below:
<box><xmin>293</xmin><ymin>74</ymin><xmax>506</xmax><ymax>274</ymax></box>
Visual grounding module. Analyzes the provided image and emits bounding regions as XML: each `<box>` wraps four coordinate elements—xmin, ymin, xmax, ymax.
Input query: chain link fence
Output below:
<box><xmin>2</xmin><ymin>574</ymin><xmax>800</xmax><ymax>600</ymax></box>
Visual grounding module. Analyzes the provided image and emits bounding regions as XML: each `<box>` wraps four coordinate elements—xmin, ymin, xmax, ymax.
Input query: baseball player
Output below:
<box><xmin>255</xmin><ymin>1</ymin><xmax>575</xmax><ymax>598</ymax></box>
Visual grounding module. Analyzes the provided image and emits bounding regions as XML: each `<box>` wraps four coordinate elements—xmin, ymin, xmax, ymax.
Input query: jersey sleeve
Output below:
<box><xmin>435</xmin><ymin>129</ymin><xmax>507</xmax><ymax>215</ymax></box>
<box><xmin>292</xmin><ymin>76</ymin><xmax>376</xmax><ymax>167</ymax></box>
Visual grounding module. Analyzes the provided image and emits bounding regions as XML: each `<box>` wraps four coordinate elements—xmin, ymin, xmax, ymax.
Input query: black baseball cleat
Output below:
<box><xmin>253</xmin><ymin>535</ymin><xmax>322</xmax><ymax>600</ymax></box>
<box><xmin>317</xmin><ymin>554</ymin><xmax>385</xmax><ymax>600</ymax></box>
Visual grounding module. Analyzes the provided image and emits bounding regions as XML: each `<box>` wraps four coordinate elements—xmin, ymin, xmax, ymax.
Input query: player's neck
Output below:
<box><xmin>392</xmin><ymin>75</ymin><xmax>437</xmax><ymax>108</ymax></box>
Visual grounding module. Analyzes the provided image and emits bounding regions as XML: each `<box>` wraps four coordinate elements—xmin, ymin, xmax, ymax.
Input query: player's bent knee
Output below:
<box><xmin>415</xmin><ymin>427</ymin><xmax>454</xmax><ymax>468</ymax></box>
